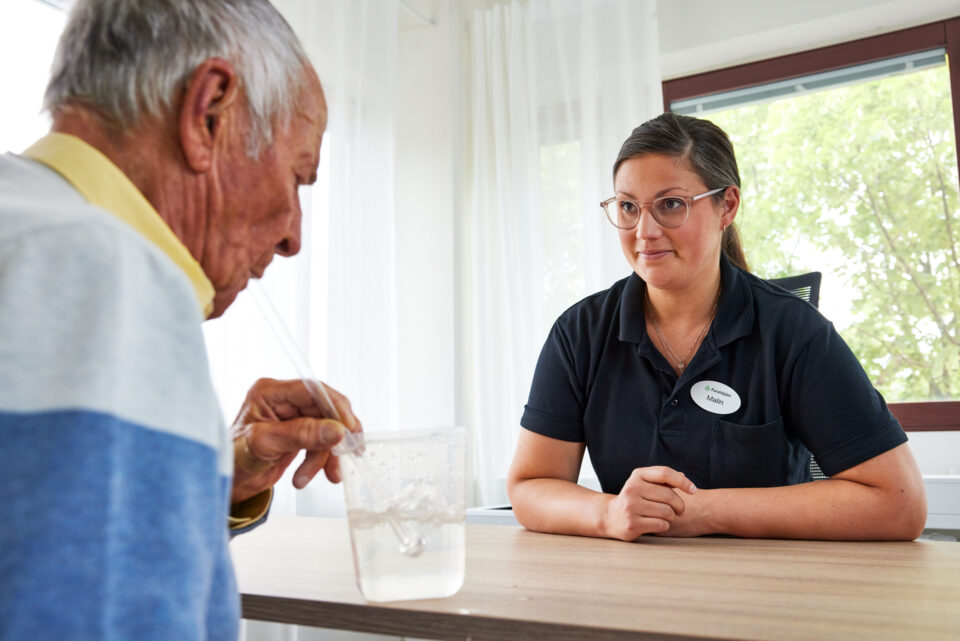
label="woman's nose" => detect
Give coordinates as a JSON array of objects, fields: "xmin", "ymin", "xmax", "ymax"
[{"xmin": 635, "ymin": 205, "xmax": 661, "ymax": 239}]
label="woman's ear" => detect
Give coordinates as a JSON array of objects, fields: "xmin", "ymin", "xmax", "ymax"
[
  {"xmin": 178, "ymin": 58, "xmax": 240, "ymax": 173},
  {"xmin": 720, "ymin": 185, "xmax": 740, "ymax": 229}
]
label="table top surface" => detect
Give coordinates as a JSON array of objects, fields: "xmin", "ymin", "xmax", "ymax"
[{"xmin": 230, "ymin": 516, "xmax": 960, "ymax": 641}]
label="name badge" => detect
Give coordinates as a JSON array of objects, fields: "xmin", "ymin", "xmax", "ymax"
[{"xmin": 691, "ymin": 380, "xmax": 741, "ymax": 415}]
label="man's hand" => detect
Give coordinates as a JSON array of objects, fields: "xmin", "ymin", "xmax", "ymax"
[
  {"xmin": 230, "ymin": 377, "xmax": 361, "ymax": 505},
  {"xmin": 601, "ymin": 466, "xmax": 698, "ymax": 541}
]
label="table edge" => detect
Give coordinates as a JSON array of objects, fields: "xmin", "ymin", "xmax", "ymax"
[{"xmin": 241, "ymin": 593, "xmax": 739, "ymax": 641}]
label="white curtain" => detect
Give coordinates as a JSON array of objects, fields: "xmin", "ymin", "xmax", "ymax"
[
  {"xmin": 463, "ymin": 0, "xmax": 662, "ymax": 504},
  {"xmin": 205, "ymin": 0, "xmax": 401, "ymax": 514},
  {"xmin": 202, "ymin": 1, "xmax": 401, "ymax": 640},
  {"xmin": 0, "ymin": 1, "xmax": 65, "ymax": 154}
]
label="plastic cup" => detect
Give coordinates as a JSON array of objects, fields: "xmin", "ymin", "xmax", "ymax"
[{"xmin": 342, "ymin": 426, "xmax": 466, "ymax": 602}]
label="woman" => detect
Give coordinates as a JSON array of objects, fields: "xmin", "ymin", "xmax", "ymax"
[{"xmin": 507, "ymin": 113, "xmax": 926, "ymax": 541}]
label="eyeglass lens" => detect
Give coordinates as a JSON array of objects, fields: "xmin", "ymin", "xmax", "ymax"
[{"xmin": 608, "ymin": 196, "xmax": 689, "ymax": 229}]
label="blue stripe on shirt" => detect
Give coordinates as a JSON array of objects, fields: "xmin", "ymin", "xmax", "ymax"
[{"xmin": 0, "ymin": 408, "xmax": 238, "ymax": 641}]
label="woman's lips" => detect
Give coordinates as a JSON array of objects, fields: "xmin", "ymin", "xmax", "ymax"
[{"xmin": 638, "ymin": 249, "xmax": 672, "ymax": 260}]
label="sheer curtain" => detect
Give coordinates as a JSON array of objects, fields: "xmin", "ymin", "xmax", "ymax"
[
  {"xmin": 0, "ymin": 1, "xmax": 65, "ymax": 154},
  {"xmin": 205, "ymin": 0, "xmax": 400, "ymax": 514},
  {"xmin": 462, "ymin": 0, "xmax": 662, "ymax": 504},
  {"xmin": 203, "ymin": 1, "xmax": 401, "ymax": 639}
]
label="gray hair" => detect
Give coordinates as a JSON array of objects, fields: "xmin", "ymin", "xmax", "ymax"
[{"xmin": 44, "ymin": 0, "xmax": 311, "ymax": 157}]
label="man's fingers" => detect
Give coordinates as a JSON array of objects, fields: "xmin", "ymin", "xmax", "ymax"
[
  {"xmin": 292, "ymin": 449, "xmax": 329, "ymax": 489},
  {"xmin": 323, "ymin": 455, "xmax": 342, "ymax": 484},
  {"xmin": 248, "ymin": 378, "xmax": 361, "ymax": 430},
  {"xmin": 231, "ymin": 381, "xmax": 361, "ymax": 503},
  {"xmin": 321, "ymin": 383, "xmax": 362, "ymax": 433},
  {"xmin": 636, "ymin": 466, "xmax": 697, "ymax": 494},
  {"xmin": 249, "ymin": 417, "xmax": 345, "ymax": 462},
  {"xmin": 302, "ymin": 379, "xmax": 341, "ymax": 421},
  {"xmin": 246, "ymin": 378, "xmax": 314, "ymax": 418},
  {"xmin": 234, "ymin": 434, "xmax": 277, "ymax": 474},
  {"xmin": 268, "ymin": 400, "xmax": 303, "ymax": 421}
]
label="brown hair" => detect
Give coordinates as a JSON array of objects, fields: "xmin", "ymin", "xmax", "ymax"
[{"xmin": 613, "ymin": 112, "xmax": 750, "ymax": 272}]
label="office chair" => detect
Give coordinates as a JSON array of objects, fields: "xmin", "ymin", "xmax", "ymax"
[
  {"xmin": 767, "ymin": 272, "xmax": 821, "ymax": 309},
  {"xmin": 767, "ymin": 271, "xmax": 827, "ymax": 480}
]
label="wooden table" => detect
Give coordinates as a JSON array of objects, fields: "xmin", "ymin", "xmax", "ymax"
[{"xmin": 230, "ymin": 516, "xmax": 960, "ymax": 641}]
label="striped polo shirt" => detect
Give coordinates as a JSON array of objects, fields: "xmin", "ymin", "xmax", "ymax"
[{"xmin": 0, "ymin": 133, "xmax": 242, "ymax": 640}]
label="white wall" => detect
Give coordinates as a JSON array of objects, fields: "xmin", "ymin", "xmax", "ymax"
[
  {"xmin": 393, "ymin": 0, "xmax": 960, "ymax": 478},
  {"xmin": 658, "ymin": 0, "xmax": 960, "ymax": 78},
  {"xmin": 393, "ymin": 0, "xmax": 498, "ymax": 440},
  {"xmin": 394, "ymin": 0, "xmax": 462, "ymax": 431}
]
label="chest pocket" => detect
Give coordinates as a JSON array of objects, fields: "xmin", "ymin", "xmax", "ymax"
[{"xmin": 709, "ymin": 416, "xmax": 790, "ymax": 488}]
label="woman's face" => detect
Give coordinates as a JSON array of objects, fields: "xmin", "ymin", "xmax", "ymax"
[{"xmin": 614, "ymin": 153, "xmax": 738, "ymax": 293}]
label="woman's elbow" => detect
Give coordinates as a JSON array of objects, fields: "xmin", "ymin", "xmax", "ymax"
[
  {"xmin": 506, "ymin": 470, "xmax": 536, "ymax": 519},
  {"xmin": 505, "ymin": 475, "xmax": 539, "ymax": 532},
  {"xmin": 884, "ymin": 482, "xmax": 927, "ymax": 541},
  {"xmin": 505, "ymin": 462, "xmax": 526, "ymax": 502},
  {"xmin": 901, "ymin": 488, "xmax": 927, "ymax": 541}
]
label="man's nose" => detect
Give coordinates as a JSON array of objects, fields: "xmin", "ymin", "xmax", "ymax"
[
  {"xmin": 275, "ymin": 206, "xmax": 302, "ymax": 257},
  {"xmin": 275, "ymin": 233, "xmax": 300, "ymax": 257}
]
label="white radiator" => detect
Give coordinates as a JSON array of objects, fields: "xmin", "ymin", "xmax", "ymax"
[{"xmin": 924, "ymin": 474, "xmax": 960, "ymax": 530}]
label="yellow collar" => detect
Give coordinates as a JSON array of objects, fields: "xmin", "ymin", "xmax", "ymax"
[{"xmin": 22, "ymin": 133, "xmax": 215, "ymax": 318}]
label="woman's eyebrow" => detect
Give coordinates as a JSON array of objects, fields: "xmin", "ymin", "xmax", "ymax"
[{"xmin": 616, "ymin": 186, "xmax": 690, "ymax": 199}]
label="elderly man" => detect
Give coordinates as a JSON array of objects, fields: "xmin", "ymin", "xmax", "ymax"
[{"xmin": 0, "ymin": 1, "xmax": 358, "ymax": 639}]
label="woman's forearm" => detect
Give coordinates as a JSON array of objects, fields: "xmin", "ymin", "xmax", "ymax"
[
  {"xmin": 510, "ymin": 466, "xmax": 698, "ymax": 540},
  {"xmin": 508, "ymin": 477, "xmax": 612, "ymax": 538},
  {"xmin": 694, "ymin": 478, "xmax": 926, "ymax": 540}
]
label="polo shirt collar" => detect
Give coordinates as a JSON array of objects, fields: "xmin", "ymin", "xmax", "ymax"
[
  {"xmin": 618, "ymin": 272, "xmax": 647, "ymax": 344},
  {"xmin": 617, "ymin": 253, "xmax": 755, "ymax": 347},
  {"xmin": 22, "ymin": 133, "xmax": 215, "ymax": 318},
  {"xmin": 712, "ymin": 253, "xmax": 755, "ymax": 348}
]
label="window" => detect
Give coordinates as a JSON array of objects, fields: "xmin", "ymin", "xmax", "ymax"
[
  {"xmin": 539, "ymin": 140, "xmax": 586, "ymax": 323},
  {"xmin": 664, "ymin": 18, "xmax": 960, "ymax": 429}
]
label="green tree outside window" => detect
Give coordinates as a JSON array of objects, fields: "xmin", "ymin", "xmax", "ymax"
[{"xmin": 708, "ymin": 63, "xmax": 959, "ymax": 401}]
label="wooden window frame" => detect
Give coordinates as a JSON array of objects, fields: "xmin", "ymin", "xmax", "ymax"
[{"xmin": 663, "ymin": 17, "xmax": 960, "ymax": 432}]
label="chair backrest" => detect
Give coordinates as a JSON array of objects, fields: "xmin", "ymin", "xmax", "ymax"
[
  {"xmin": 765, "ymin": 271, "xmax": 827, "ymax": 480},
  {"xmin": 767, "ymin": 272, "xmax": 822, "ymax": 308}
]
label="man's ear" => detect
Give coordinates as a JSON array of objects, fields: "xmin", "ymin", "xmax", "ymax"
[{"xmin": 179, "ymin": 58, "xmax": 240, "ymax": 173}]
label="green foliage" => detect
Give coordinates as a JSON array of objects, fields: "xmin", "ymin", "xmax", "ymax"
[{"xmin": 709, "ymin": 65, "xmax": 960, "ymax": 401}]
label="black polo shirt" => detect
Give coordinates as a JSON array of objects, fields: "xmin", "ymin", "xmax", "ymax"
[{"xmin": 521, "ymin": 255, "xmax": 907, "ymax": 492}]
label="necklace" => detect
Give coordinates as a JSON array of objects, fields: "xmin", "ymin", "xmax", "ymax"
[{"xmin": 647, "ymin": 288, "xmax": 720, "ymax": 372}]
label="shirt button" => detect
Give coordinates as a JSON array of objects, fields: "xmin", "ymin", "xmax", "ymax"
[{"xmin": 670, "ymin": 399, "xmax": 679, "ymax": 407}]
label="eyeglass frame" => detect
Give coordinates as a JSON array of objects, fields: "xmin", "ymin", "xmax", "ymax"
[{"xmin": 600, "ymin": 187, "xmax": 728, "ymax": 230}]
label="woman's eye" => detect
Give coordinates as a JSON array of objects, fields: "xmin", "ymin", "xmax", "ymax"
[
  {"xmin": 619, "ymin": 200, "xmax": 637, "ymax": 214},
  {"xmin": 660, "ymin": 197, "xmax": 685, "ymax": 211}
]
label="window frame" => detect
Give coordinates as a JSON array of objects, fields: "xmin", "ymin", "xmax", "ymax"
[{"xmin": 662, "ymin": 17, "xmax": 960, "ymax": 432}]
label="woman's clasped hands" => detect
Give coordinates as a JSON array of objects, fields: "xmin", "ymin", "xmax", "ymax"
[{"xmin": 601, "ymin": 466, "xmax": 702, "ymax": 540}]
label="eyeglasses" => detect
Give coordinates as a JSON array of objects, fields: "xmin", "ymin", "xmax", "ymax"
[{"xmin": 600, "ymin": 187, "xmax": 727, "ymax": 229}]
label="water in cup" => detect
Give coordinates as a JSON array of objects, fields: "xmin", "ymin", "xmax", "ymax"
[
  {"xmin": 342, "ymin": 427, "xmax": 466, "ymax": 602},
  {"xmin": 347, "ymin": 508, "xmax": 464, "ymax": 601}
]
